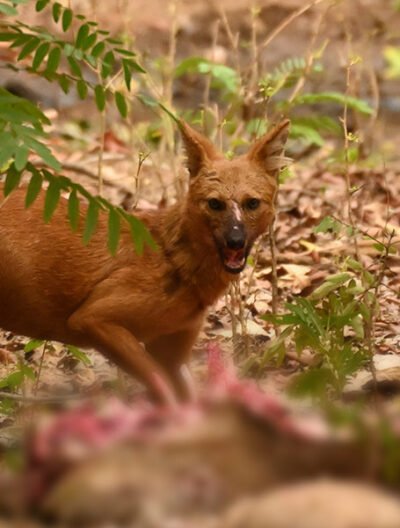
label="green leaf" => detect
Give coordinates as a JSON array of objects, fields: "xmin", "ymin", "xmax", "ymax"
[
  {"xmin": 67, "ymin": 56, "xmax": 82, "ymax": 77},
  {"xmin": 259, "ymin": 56, "xmax": 314, "ymax": 97},
  {"xmin": 128, "ymin": 60, "xmax": 144, "ymax": 73},
  {"xmin": 52, "ymin": 2, "xmax": 62, "ymax": 22},
  {"xmin": 0, "ymin": 2, "xmax": 18, "ymax": 15},
  {"xmin": 17, "ymin": 37, "xmax": 40, "ymax": 61},
  {"xmin": 136, "ymin": 92, "xmax": 158, "ymax": 108},
  {"xmin": 62, "ymin": 8, "xmax": 73, "ymax": 32},
  {"xmin": 114, "ymin": 91, "xmax": 128, "ymax": 118},
  {"xmin": 94, "ymin": 84, "xmax": 106, "ymax": 111},
  {"xmin": 175, "ymin": 56, "xmax": 206, "ymax": 77},
  {"xmin": 101, "ymin": 50, "xmax": 115, "ymax": 78},
  {"xmin": 67, "ymin": 190, "xmax": 80, "ymax": 231},
  {"xmin": 66, "ymin": 345, "xmax": 91, "ymax": 365},
  {"xmin": 81, "ymin": 31, "xmax": 97, "ymax": 51},
  {"xmin": 115, "ymin": 48, "xmax": 136, "ymax": 57},
  {"xmin": 14, "ymin": 146, "xmax": 29, "ymax": 171},
  {"xmin": 76, "ymin": 79, "xmax": 88, "ymax": 99},
  {"xmin": 0, "ymin": 370, "xmax": 24, "ymax": 390},
  {"xmin": 286, "ymin": 298, "xmax": 324, "ymax": 336},
  {"xmin": 76, "ymin": 23, "xmax": 90, "ymax": 48},
  {"xmin": 326, "ymin": 272, "xmax": 352, "ymax": 285},
  {"xmin": 46, "ymin": 45, "xmax": 61, "ymax": 74},
  {"xmin": 0, "ymin": 399, "xmax": 16, "ymax": 416},
  {"xmin": 289, "ymin": 91, "xmax": 374, "ymax": 116},
  {"xmin": 91, "ymin": 40, "xmax": 105, "ymax": 58},
  {"xmin": 175, "ymin": 57, "xmax": 238, "ymax": 93},
  {"xmin": 57, "ymin": 74, "xmax": 70, "ymax": 94},
  {"xmin": 141, "ymin": 222, "xmax": 158, "ymax": 251},
  {"xmin": 82, "ymin": 200, "xmax": 99, "ymax": 244},
  {"xmin": 10, "ymin": 34, "xmax": 32, "ymax": 49},
  {"xmin": 351, "ymin": 315, "xmax": 364, "ymax": 339},
  {"xmin": 308, "ymin": 273, "xmax": 351, "ymax": 301},
  {"xmin": 314, "ymin": 215, "xmax": 342, "ymax": 234},
  {"xmin": 43, "ymin": 179, "xmax": 61, "ymax": 222},
  {"xmin": 32, "ymin": 41, "xmax": 50, "ymax": 70},
  {"xmin": 261, "ymin": 327, "xmax": 293, "ymax": 367},
  {"xmin": 128, "ymin": 215, "xmax": 144, "ymax": 254},
  {"xmin": 63, "ymin": 43, "xmax": 74, "ymax": 57},
  {"xmin": 0, "ymin": 32, "xmax": 17, "ymax": 43},
  {"xmin": 122, "ymin": 58, "xmax": 132, "ymax": 90},
  {"xmin": 35, "ymin": 0, "xmax": 50, "ymax": 12},
  {"xmin": 290, "ymin": 123, "xmax": 324, "ymax": 146},
  {"xmin": 4, "ymin": 165, "xmax": 22, "ymax": 196},
  {"xmin": 24, "ymin": 339, "xmax": 45, "ymax": 352},
  {"xmin": 345, "ymin": 257, "xmax": 363, "ymax": 272},
  {"xmin": 25, "ymin": 169, "xmax": 43, "ymax": 207},
  {"xmin": 292, "ymin": 115, "xmax": 341, "ymax": 136},
  {"xmin": 0, "ymin": 131, "xmax": 16, "ymax": 157},
  {"xmin": 21, "ymin": 364, "xmax": 35, "ymax": 380},
  {"xmin": 107, "ymin": 207, "xmax": 120, "ymax": 255},
  {"xmin": 23, "ymin": 135, "xmax": 61, "ymax": 171},
  {"xmin": 246, "ymin": 118, "xmax": 267, "ymax": 137}
]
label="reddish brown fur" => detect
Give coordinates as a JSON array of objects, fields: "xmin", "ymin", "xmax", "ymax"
[{"xmin": 0, "ymin": 120, "xmax": 289, "ymax": 402}]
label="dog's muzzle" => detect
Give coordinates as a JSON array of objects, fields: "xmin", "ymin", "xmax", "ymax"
[{"xmin": 222, "ymin": 225, "xmax": 247, "ymax": 274}]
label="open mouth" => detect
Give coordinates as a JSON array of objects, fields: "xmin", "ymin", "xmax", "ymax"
[{"xmin": 222, "ymin": 248, "xmax": 247, "ymax": 274}]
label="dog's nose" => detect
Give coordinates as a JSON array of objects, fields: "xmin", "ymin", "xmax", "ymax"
[{"xmin": 226, "ymin": 226, "xmax": 246, "ymax": 249}]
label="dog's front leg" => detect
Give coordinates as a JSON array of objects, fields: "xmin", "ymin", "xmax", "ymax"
[
  {"xmin": 146, "ymin": 323, "xmax": 203, "ymax": 401},
  {"xmin": 68, "ymin": 312, "xmax": 177, "ymax": 405}
]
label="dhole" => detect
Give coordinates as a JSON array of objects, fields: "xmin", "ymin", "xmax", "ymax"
[{"xmin": 0, "ymin": 119, "xmax": 289, "ymax": 403}]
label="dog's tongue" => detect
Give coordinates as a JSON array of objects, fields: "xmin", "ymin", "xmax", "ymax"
[{"xmin": 224, "ymin": 249, "xmax": 245, "ymax": 269}]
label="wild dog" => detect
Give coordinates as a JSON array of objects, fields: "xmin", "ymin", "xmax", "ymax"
[{"xmin": 0, "ymin": 119, "xmax": 290, "ymax": 403}]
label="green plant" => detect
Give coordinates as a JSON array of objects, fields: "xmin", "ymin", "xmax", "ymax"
[
  {"xmin": 173, "ymin": 49, "xmax": 373, "ymax": 151},
  {"xmin": 262, "ymin": 269, "xmax": 370, "ymax": 399},
  {"xmin": 0, "ymin": 0, "xmax": 154, "ymax": 255},
  {"xmin": 261, "ymin": 215, "xmax": 396, "ymax": 401},
  {"xmin": 0, "ymin": 0, "xmax": 143, "ymax": 113},
  {"xmin": 0, "ymin": 338, "xmax": 91, "ymax": 405}
]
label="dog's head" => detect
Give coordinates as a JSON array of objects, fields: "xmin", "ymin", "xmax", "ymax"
[{"xmin": 180, "ymin": 119, "xmax": 290, "ymax": 274}]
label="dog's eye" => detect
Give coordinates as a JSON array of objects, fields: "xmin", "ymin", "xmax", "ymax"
[
  {"xmin": 208, "ymin": 198, "xmax": 225, "ymax": 211},
  {"xmin": 245, "ymin": 198, "xmax": 261, "ymax": 210}
]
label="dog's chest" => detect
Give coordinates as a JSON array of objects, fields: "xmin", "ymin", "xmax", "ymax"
[{"xmin": 123, "ymin": 282, "xmax": 205, "ymax": 341}]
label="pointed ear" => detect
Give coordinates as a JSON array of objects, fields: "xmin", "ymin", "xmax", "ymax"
[
  {"xmin": 178, "ymin": 120, "xmax": 221, "ymax": 177},
  {"xmin": 247, "ymin": 119, "xmax": 291, "ymax": 177}
]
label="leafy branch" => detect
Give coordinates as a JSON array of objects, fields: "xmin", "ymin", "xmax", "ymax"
[
  {"xmin": 0, "ymin": 0, "xmax": 145, "ymax": 116},
  {"xmin": 3, "ymin": 160, "xmax": 156, "ymax": 255},
  {"xmin": 0, "ymin": 1, "xmax": 156, "ymax": 255}
]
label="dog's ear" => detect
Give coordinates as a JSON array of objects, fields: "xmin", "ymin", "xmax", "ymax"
[
  {"xmin": 179, "ymin": 121, "xmax": 221, "ymax": 177},
  {"xmin": 247, "ymin": 119, "xmax": 291, "ymax": 177}
]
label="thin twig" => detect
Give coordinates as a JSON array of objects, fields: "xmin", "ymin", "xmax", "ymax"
[
  {"xmin": 288, "ymin": 2, "xmax": 330, "ymax": 103},
  {"xmin": 268, "ymin": 218, "xmax": 279, "ymax": 334},
  {"xmin": 203, "ymin": 20, "xmax": 220, "ymax": 126},
  {"xmin": 260, "ymin": 0, "xmax": 328, "ymax": 51},
  {"xmin": 233, "ymin": 280, "xmax": 249, "ymax": 356},
  {"xmin": 340, "ymin": 30, "xmax": 360, "ymax": 261},
  {"xmin": 132, "ymin": 151, "xmax": 150, "ymax": 208},
  {"xmin": 33, "ymin": 341, "xmax": 47, "ymax": 396},
  {"xmin": 97, "ymin": 108, "xmax": 106, "ymax": 196}
]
